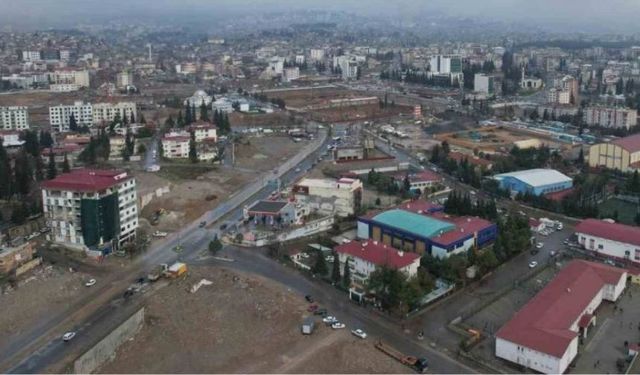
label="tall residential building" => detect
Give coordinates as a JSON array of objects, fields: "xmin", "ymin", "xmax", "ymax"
[
  {"xmin": 49, "ymin": 101, "xmax": 93, "ymax": 132},
  {"xmin": 116, "ymin": 70, "xmax": 133, "ymax": 89},
  {"xmin": 92, "ymin": 102, "xmax": 137, "ymax": 126},
  {"xmin": 473, "ymin": 73, "xmax": 494, "ymax": 94},
  {"xmin": 429, "ymin": 55, "xmax": 463, "ymax": 84},
  {"xmin": 0, "ymin": 106, "xmax": 30, "ymax": 130},
  {"xmin": 583, "ymin": 106, "xmax": 638, "ymax": 129},
  {"xmin": 41, "ymin": 169, "xmax": 138, "ymax": 251},
  {"xmin": 21, "ymin": 50, "xmax": 42, "ymax": 62},
  {"xmin": 49, "ymin": 69, "xmax": 90, "ymax": 89},
  {"xmin": 310, "ymin": 49, "xmax": 325, "ymax": 61}
]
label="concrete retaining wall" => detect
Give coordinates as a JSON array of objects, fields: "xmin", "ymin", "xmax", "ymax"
[{"xmin": 73, "ymin": 308, "xmax": 145, "ymax": 374}]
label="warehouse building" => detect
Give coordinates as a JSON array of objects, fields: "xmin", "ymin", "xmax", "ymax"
[
  {"xmin": 41, "ymin": 169, "xmax": 138, "ymax": 252},
  {"xmin": 575, "ymin": 218, "xmax": 640, "ymax": 264},
  {"xmin": 357, "ymin": 203, "xmax": 496, "ymax": 258},
  {"xmin": 496, "ymin": 260, "xmax": 627, "ymax": 374},
  {"xmin": 588, "ymin": 133, "xmax": 640, "ymax": 172},
  {"xmin": 493, "ymin": 168, "xmax": 573, "ymax": 196}
]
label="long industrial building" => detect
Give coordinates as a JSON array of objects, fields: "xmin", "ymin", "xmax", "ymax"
[
  {"xmin": 575, "ymin": 218, "xmax": 640, "ymax": 264},
  {"xmin": 493, "ymin": 168, "xmax": 573, "ymax": 196},
  {"xmin": 496, "ymin": 260, "xmax": 627, "ymax": 374},
  {"xmin": 357, "ymin": 201, "xmax": 496, "ymax": 258},
  {"xmin": 588, "ymin": 133, "xmax": 640, "ymax": 172}
]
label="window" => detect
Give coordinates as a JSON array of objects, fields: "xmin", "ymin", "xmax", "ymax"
[{"xmin": 635, "ymin": 249, "xmax": 640, "ymax": 261}]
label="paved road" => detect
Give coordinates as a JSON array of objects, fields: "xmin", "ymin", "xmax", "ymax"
[{"xmin": 2, "ymin": 128, "xmax": 330, "ymax": 373}]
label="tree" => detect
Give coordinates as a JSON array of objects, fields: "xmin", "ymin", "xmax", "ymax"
[
  {"xmin": 39, "ymin": 130, "xmax": 53, "ymax": 148},
  {"xmin": 11, "ymin": 203, "xmax": 29, "ymax": 224},
  {"xmin": 137, "ymin": 143, "xmax": 146, "ymax": 155},
  {"xmin": 188, "ymin": 130, "xmax": 198, "ymax": 163},
  {"xmin": 23, "ymin": 130, "xmax": 40, "ymax": 158},
  {"xmin": 62, "ymin": 153, "xmax": 70, "ymax": 173},
  {"xmin": 331, "ymin": 251, "xmax": 341, "ymax": 284},
  {"xmin": 375, "ymin": 197, "xmax": 381, "ymax": 206},
  {"xmin": 200, "ymin": 102, "xmax": 209, "ymax": 122},
  {"xmin": 627, "ymin": 170, "xmax": 640, "ymax": 194},
  {"xmin": 47, "ymin": 149, "xmax": 57, "ymax": 179},
  {"xmin": 312, "ymin": 250, "xmax": 328, "ymax": 275},
  {"xmin": 475, "ymin": 249, "xmax": 499, "ymax": 274},
  {"xmin": 577, "ymin": 148, "xmax": 585, "ymax": 166},
  {"xmin": 208, "ymin": 236, "xmax": 223, "ymax": 254},
  {"xmin": 342, "ymin": 257, "xmax": 351, "ymax": 288},
  {"xmin": 69, "ymin": 114, "xmax": 78, "ymax": 132},
  {"xmin": 140, "ymin": 113, "xmax": 147, "ymax": 124},
  {"xmin": 0, "ymin": 142, "xmax": 13, "ymax": 199},
  {"xmin": 13, "ymin": 150, "xmax": 32, "ymax": 197},
  {"xmin": 441, "ymin": 140, "xmax": 450, "ymax": 155},
  {"xmin": 130, "ymin": 112, "xmax": 136, "ymax": 124},
  {"xmin": 177, "ymin": 110, "xmax": 185, "ymax": 128}
]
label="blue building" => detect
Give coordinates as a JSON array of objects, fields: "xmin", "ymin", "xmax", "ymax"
[
  {"xmin": 357, "ymin": 204, "xmax": 497, "ymax": 259},
  {"xmin": 493, "ymin": 168, "xmax": 573, "ymax": 196}
]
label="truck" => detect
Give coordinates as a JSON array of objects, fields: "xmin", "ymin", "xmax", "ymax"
[
  {"xmin": 374, "ymin": 340, "xmax": 428, "ymax": 373},
  {"xmin": 165, "ymin": 262, "xmax": 187, "ymax": 278},
  {"xmin": 301, "ymin": 317, "xmax": 315, "ymax": 335}
]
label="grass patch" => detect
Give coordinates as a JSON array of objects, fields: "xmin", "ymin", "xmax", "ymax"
[
  {"xmin": 157, "ymin": 163, "xmax": 217, "ymax": 181},
  {"xmin": 598, "ymin": 198, "xmax": 640, "ymax": 225}
]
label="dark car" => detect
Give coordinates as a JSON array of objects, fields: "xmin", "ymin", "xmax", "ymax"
[
  {"xmin": 305, "ymin": 295, "xmax": 314, "ymax": 303},
  {"xmin": 199, "ymin": 221, "xmax": 207, "ymax": 228},
  {"xmin": 314, "ymin": 308, "xmax": 328, "ymax": 316},
  {"xmin": 220, "ymin": 223, "xmax": 228, "ymax": 231}
]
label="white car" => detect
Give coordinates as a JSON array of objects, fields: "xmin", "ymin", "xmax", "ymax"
[
  {"xmin": 536, "ymin": 242, "xmax": 544, "ymax": 249},
  {"xmin": 62, "ymin": 332, "xmax": 76, "ymax": 342},
  {"xmin": 528, "ymin": 261, "xmax": 538, "ymax": 269},
  {"xmin": 323, "ymin": 316, "xmax": 338, "ymax": 324},
  {"xmin": 332, "ymin": 322, "xmax": 346, "ymax": 329},
  {"xmin": 351, "ymin": 329, "xmax": 367, "ymax": 339},
  {"xmin": 85, "ymin": 279, "xmax": 97, "ymax": 287},
  {"xmin": 153, "ymin": 231, "xmax": 168, "ymax": 238}
]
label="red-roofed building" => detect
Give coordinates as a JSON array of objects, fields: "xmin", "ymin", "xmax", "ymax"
[
  {"xmin": 575, "ymin": 219, "xmax": 640, "ymax": 264},
  {"xmin": 588, "ymin": 133, "xmax": 640, "ymax": 172},
  {"xmin": 41, "ymin": 169, "xmax": 138, "ymax": 252},
  {"xmin": 335, "ymin": 240, "xmax": 421, "ymax": 286},
  {"xmin": 448, "ymin": 152, "xmax": 493, "ymax": 171},
  {"xmin": 189, "ymin": 121, "xmax": 217, "ymax": 142},
  {"xmin": 392, "ymin": 170, "xmax": 443, "ymax": 192},
  {"xmin": 496, "ymin": 260, "xmax": 627, "ymax": 374}
]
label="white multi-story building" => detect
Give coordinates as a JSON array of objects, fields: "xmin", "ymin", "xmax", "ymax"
[
  {"xmin": 474, "ymin": 73, "xmax": 494, "ymax": 94},
  {"xmin": 189, "ymin": 122, "xmax": 217, "ymax": 142},
  {"xmin": 212, "ymin": 97, "xmax": 234, "ymax": 113},
  {"xmin": 583, "ymin": 106, "xmax": 637, "ymax": 129},
  {"xmin": 283, "ymin": 67, "xmax": 300, "ymax": 82},
  {"xmin": 0, "ymin": 130, "xmax": 25, "ymax": 147},
  {"xmin": 575, "ymin": 219, "xmax": 640, "ymax": 263},
  {"xmin": 22, "ymin": 50, "xmax": 42, "ymax": 62},
  {"xmin": 116, "ymin": 70, "xmax": 133, "ymax": 89},
  {"xmin": 162, "ymin": 133, "xmax": 190, "ymax": 159},
  {"xmin": 92, "ymin": 102, "xmax": 137, "ymax": 126},
  {"xmin": 334, "ymin": 240, "xmax": 421, "ymax": 286},
  {"xmin": 292, "ymin": 177, "xmax": 363, "ymax": 217},
  {"xmin": 496, "ymin": 260, "xmax": 626, "ymax": 374},
  {"xmin": 310, "ymin": 49, "xmax": 325, "ymax": 61},
  {"xmin": 49, "ymin": 101, "xmax": 93, "ymax": 132},
  {"xmin": 50, "ymin": 84, "xmax": 81, "ymax": 92},
  {"xmin": 0, "ymin": 106, "xmax": 30, "ymax": 130},
  {"xmin": 41, "ymin": 169, "xmax": 138, "ymax": 251},
  {"xmin": 50, "ymin": 69, "xmax": 90, "ymax": 88}
]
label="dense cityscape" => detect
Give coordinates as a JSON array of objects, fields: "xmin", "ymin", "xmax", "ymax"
[{"xmin": 1, "ymin": 1, "xmax": 640, "ymax": 374}]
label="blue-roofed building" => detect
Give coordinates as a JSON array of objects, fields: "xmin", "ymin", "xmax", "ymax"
[
  {"xmin": 357, "ymin": 204, "xmax": 497, "ymax": 259},
  {"xmin": 493, "ymin": 168, "xmax": 573, "ymax": 196}
]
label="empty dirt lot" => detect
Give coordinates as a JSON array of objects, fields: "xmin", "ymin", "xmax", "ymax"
[{"xmin": 99, "ymin": 265, "xmax": 409, "ymax": 374}]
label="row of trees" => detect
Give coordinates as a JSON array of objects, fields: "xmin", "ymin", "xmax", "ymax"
[
  {"xmin": 443, "ymin": 190, "xmax": 499, "ymax": 220},
  {"xmin": 78, "ymin": 131, "xmax": 111, "ymax": 165},
  {"xmin": 380, "ymin": 69, "xmax": 459, "ymax": 88}
]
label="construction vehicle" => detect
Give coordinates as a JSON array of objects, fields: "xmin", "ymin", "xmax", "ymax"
[{"xmin": 374, "ymin": 340, "xmax": 428, "ymax": 373}]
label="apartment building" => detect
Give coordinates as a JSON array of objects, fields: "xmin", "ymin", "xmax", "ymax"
[
  {"xmin": 0, "ymin": 106, "xmax": 30, "ymax": 130},
  {"xmin": 50, "ymin": 69, "xmax": 90, "ymax": 88},
  {"xmin": 41, "ymin": 169, "xmax": 138, "ymax": 252},
  {"xmin": 49, "ymin": 101, "xmax": 93, "ymax": 132},
  {"xmin": 583, "ymin": 106, "xmax": 638, "ymax": 129},
  {"xmin": 92, "ymin": 102, "xmax": 137, "ymax": 126},
  {"xmin": 292, "ymin": 177, "xmax": 363, "ymax": 217}
]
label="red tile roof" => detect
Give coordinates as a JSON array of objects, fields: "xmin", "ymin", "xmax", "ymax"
[
  {"xmin": 428, "ymin": 212, "xmax": 494, "ymax": 246},
  {"xmin": 41, "ymin": 169, "xmax": 131, "ymax": 192},
  {"xmin": 448, "ymin": 152, "xmax": 493, "ymax": 167},
  {"xmin": 393, "ymin": 170, "xmax": 442, "ymax": 183},
  {"xmin": 396, "ymin": 200, "xmax": 444, "ymax": 214},
  {"xmin": 544, "ymin": 187, "xmax": 574, "ymax": 201},
  {"xmin": 575, "ymin": 218, "xmax": 640, "ymax": 247},
  {"xmin": 496, "ymin": 260, "xmax": 626, "ymax": 358},
  {"xmin": 612, "ymin": 134, "xmax": 640, "ymax": 153},
  {"xmin": 335, "ymin": 240, "xmax": 420, "ymax": 270}
]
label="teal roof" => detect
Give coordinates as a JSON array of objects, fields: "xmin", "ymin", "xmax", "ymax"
[{"xmin": 372, "ymin": 209, "xmax": 455, "ymax": 238}]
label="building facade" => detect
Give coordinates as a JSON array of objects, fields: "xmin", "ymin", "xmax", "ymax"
[
  {"xmin": 474, "ymin": 73, "xmax": 494, "ymax": 94},
  {"xmin": 493, "ymin": 169, "xmax": 573, "ymax": 196},
  {"xmin": 41, "ymin": 169, "xmax": 138, "ymax": 252},
  {"xmin": 0, "ymin": 106, "xmax": 30, "ymax": 130},
  {"xmin": 49, "ymin": 101, "xmax": 93, "ymax": 132},
  {"xmin": 292, "ymin": 177, "xmax": 363, "ymax": 217},
  {"xmin": 575, "ymin": 219, "xmax": 640, "ymax": 264},
  {"xmin": 583, "ymin": 106, "xmax": 637, "ymax": 129},
  {"xmin": 92, "ymin": 102, "xmax": 137, "ymax": 126},
  {"xmin": 588, "ymin": 133, "xmax": 640, "ymax": 172}
]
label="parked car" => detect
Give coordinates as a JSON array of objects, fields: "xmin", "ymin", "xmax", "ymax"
[
  {"xmin": 322, "ymin": 316, "xmax": 338, "ymax": 324},
  {"xmin": 331, "ymin": 322, "xmax": 346, "ymax": 329},
  {"xmin": 528, "ymin": 261, "xmax": 538, "ymax": 269},
  {"xmin": 536, "ymin": 242, "xmax": 544, "ymax": 249},
  {"xmin": 305, "ymin": 295, "xmax": 314, "ymax": 303},
  {"xmin": 199, "ymin": 221, "xmax": 207, "ymax": 228},
  {"xmin": 550, "ymin": 250, "xmax": 557, "ymax": 257},
  {"xmin": 153, "ymin": 231, "xmax": 168, "ymax": 238},
  {"xmin": 313, "ymin": 308, "xmax": 328, "ymax": 316},
  {"xmin": 351, "ymin": 329, "xmax": 367, "ymax": 339},
  {"xmin": 307, "ymin": 304, "xmax": 319, "ymax": 312},
  {"xmin": 85, "ymin": 279, "xmax": 96, "ymax": 287},
  {"xmin": 62, "ymin": 332, "xmax": 76, "ymax": 342}
]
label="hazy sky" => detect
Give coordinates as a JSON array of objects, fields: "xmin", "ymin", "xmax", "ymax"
[{"xmin": 0, "ymin": 0, "xmax": 638, "ymax": 33}]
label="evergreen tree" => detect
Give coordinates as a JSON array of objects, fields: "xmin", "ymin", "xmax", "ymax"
[
  {"xmin": 34, "ymin": 155, "xmax": 44, "ymax": 181},
  {"xmin": 342, "ymin": 258, "xmax": 351, "ymax": 288},
  {"xmin": 140, "ymin": 113, "xmax": 146, "ymax": 124},
  {"xmin": 11, "ymin": 203, "xmax": 29, "ymax": 224},
  {"xmin": 312, "ymin": 250, "xmax": 328, "ymax": 275},
  {"xmin": 184, "ymin": 104, "xmax": 192, "ymax": 125},
  {"xmin": 331, "ymin": 251, "xmax": 341, "ymax": 284},
  {"xmin": 39, "ymin": 130, "xmax": 54, "ymax": 148},
  {"xmin": 13, "ymin": 150, "xmax": 32, "ymax": 196},
  {"xmin": 177, "ymin": 110, "xmax": 185, "ymax": 128},
  {"xmin": 23, "ymin": 130, "xmax": 40, "ymax": 158},
  {"xmin": 165, "ymin": 115, "xmax": 175, "ymax": 128},
  {"xmin": 191, "ymin": 104, "xmax": 197, "ymax": 123},
  {"xmin": 0, "ymin": 142, "xmax": 12, "ymax": 199},
  {"xmin": 69, "ymin": 114, "xmax": 78, "ymax": 132},
  {"xmin": 200, "ymin": 102, "xmax": 209, "ymax": 122},
  {"xmin": 47, "ymin": 149, "xmax": 57, "ymax": 179},
  {"xmin": 188, "ymin": 130, "xmax": 198, "ymax": 163},
  {"xmin": 130, "ymin": 112, "xmax": 136, "ymax": 124},
  {"xmin": 62, "ymin": 153, "xmax": 70, "ymax": 173}
]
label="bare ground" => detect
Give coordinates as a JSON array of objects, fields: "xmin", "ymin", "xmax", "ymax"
[{"xmin": 98, "ymin": 266, "xmax": 409, "ymax": 374}]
